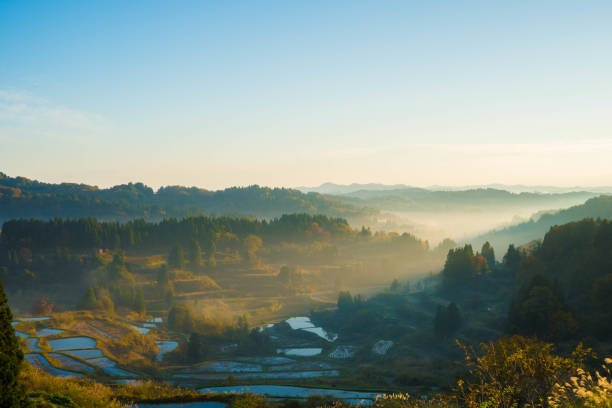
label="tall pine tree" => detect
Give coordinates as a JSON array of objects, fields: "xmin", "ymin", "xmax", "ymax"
[{"xmin": 0, "ymin": 280, "xmax": 30, "ymax": 407}]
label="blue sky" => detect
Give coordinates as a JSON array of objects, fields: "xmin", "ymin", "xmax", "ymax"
[{"xmin": 1, "ymin": 1, "xmax": 611, "ymax": 189}]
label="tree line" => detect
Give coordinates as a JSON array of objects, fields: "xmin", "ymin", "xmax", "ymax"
[{"xmin": 0, "ymin": 213, "xmax": 352, "ymax": 252}]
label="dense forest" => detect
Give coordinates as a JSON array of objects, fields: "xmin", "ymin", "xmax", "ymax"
[
  {"xmin": 0, "ymin": 172, "xmax": 374, "ymax": 224},
  {"xmin": 440, "ymin": 217, "xmax": 612, "ymax": 343}
]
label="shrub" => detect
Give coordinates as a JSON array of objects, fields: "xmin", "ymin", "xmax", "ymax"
[{"xmin": 456, "ymin": 335, "xmax": 592, "ymax": 408}]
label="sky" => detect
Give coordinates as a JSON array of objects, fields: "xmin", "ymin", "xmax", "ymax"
[{"xmin": 1, "ymin": 0, "xmax": 612, "ymax": 190}]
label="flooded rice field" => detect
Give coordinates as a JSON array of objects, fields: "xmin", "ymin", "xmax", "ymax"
[
  {"xmin": 25, "ymin": 353, "xmax": 83, "ymax": 378},
  {"xmin": 198, "ymin": 385, "xmax": 379, "ymax": 404},
  {"xmin": 67, "ymin": 348, "xmax": 104, "ymax": 359},
  {"xmin": 36, "ymin": 328, "xmax": 65, "ymax": 337},
  {"xmin": 89, "ymin": 356, "xmax": 138, "ymax": 377},
  {"xmin": 26, "ymin": 338, "xmax": 42, "ymax": 351},
  {"xmin": 236, "ymin": 356, "xmax": 295, "ymax": 365},
  {"xmin": 132, "ymin": 403, "xmax": 226, "ymax": 408},
  {"xmin": 16, "ymin": 314, "xmax": 385, "ymax": 402},
  {"xmin": 283, "ymin": 317, "xmax": 337, "ymax": 342},
  {"xmin": 49, "ymin": 353, "xmax": 95, "ymax": 373},
  {"xmin": 276, "ymin": 348, "xmax": 322, "ymax": 356},
  {"xmin": 156, "ymin": 340, "xmax": 179, "ymax": 361},
  {"xmin": 131, "ymin": 324, "xmax": 150, "ymax": 334},
  {"xmin": 48, "ymin": 336, "xmax": 97, "ymax": 351}
]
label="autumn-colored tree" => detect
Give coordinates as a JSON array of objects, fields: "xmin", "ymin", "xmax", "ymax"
[
  {"xmin": 481, "ymin": 241, "xmax": 495, "ymax": 267},
  {"xmin": 457, "ymin": 336, "xmax": 591, "ymax": 408},
  {"xmin": 30, "ymin": 296, "xmax": 53, "ymax": 315}
]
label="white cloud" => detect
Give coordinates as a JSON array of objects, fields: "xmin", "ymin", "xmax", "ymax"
[{"xmin": 0, "ymin": 89, "xmax": 110, "ymax": 142}]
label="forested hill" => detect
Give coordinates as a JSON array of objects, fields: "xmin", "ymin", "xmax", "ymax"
[
  {"xmin": 470, "ymin": 195, "xmax": 612, "ymax": 253},
  {"xmin": 0, "ymin": 213, "xmax": 353, "ymax": 251},
  {"xmin": 0, "ymin": 172, "xmax": 375, "ymax": 223},
  {"xmin": 328, "ymin": 187, "xmax": 597, "ymax": 212}
]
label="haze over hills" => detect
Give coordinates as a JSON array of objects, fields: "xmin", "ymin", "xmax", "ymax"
[
  {"xmin": 0, "ymin": 172, "xmax": 376, "ymax": 225},
  {"xmin": 298, "ymin": 182, "xmax": 612, "ymax": 195},
  {"xmin": 2, "ymin": 172, "xmax": 605, "ymax": 246},
  {"xmin": 469, "ymin": 194, "xmax": 612, "ymax": 254}
]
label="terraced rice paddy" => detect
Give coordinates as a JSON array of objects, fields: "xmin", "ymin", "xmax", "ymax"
[
  {"xmin": 133, "ymin": 403, "xmax": 226, "ymax": 408},
  {"xmin": 67, "ymin": 348, "xmax": 104, "ymax": 359},
  {"xmin": 276, "ymin": 348, "xmax": 323, "ymax": 356},
  {"xmin": 198, "ymin": 385, "xmax": 379, "ymax": 404},
  {"xmin": 25, "ymin": 353, "xmax": 83, "ymax": 378},
  {"xmin": 88, "ymin": 356, "xmax": 138, "ymax": 377},
  {"xmin": 284, "ymin": 317, "xmax": 337, "ymax": 342},
  {"xmin": 27, "ymin": 338, "xmax": 42, "ymax": 351},
  {"xmin": 156, "ymin": 340, "xmax": 179, "ymax": 361},
  {"xmin": 36, "ymin": 328, "xmax": 65, "ymax": 337},
  {"xmin": 48, "ymin": 337, "xmax": 97, "ymax": 351},
  {"xmin": 131, "ymin": 324, "xmax": 150, "ymax": 334},
  {"xmin": 49, "ymin": 353, "xmax": 95, "ymax": 373}
]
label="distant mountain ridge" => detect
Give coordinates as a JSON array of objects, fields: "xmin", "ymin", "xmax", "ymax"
[
  {"xmin": 296, "ymin": 182, "xmax": 418, "ymax": 195},
  {"xmin": 327, "ymin": 188, "xmax": 597, "ymax": 214},
  {"xmin": 298, "ymin": 182, "xmax": 612, "ymax": 195}
]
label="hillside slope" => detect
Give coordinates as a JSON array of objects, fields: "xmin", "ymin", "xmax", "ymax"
[
  {"xmin": 0, "ymin": 172, "xmax": 375, "ymax": 224},
  {"xmin": 469, "ymin": 195, "xmax": 612, "ymax": 253}
]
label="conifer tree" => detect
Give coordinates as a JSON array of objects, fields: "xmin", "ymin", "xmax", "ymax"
[
  {"xmin": 189, "ymin": 240, "xmax": 202, "ymax": 269},
  {"xmin": 168, "ymin": 245, "xmax": 185, "ymax": 269},
  {"xmin": 481, "ymin": 241, "xmax": 495, "ymax": 268},
  {"xmin": 80, "ymin": 286, "xmax": 98, "ymax": 310},
  {"xmin": 0, "ymin": 280, "xmax": 30, "ymax": 407},
  {"xmin": 135, "ymin": 288, "xmax": 146, "ymax": 316}
]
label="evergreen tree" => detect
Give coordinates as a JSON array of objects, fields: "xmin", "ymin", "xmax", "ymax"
[
  {"xmin": 434, "ymin": 302, "xmax": 462, "ymax": 339},
  {"xmin": 481, "ymin": 241, "xmax": 495, "ymax": 268},
  {"xmin": 0, "ymin": 280, "xmax": 30, "ymax": 407},
  {"xmin": 206, "ymin": 239, "xmax": 217, "ymax": 268},
  {"xmin": 187, "ymin": 332, "xmax": 204, "ymax": 362},
  {"xmin": 503, "ymin": 244, "xmax": 523, "ymax": 273},
  {"xmin": 337, "ymin": 291, "xmax": 354, "ymax": 313},
  {"xmin": 157, "ymin": 265, "xmax": 170, "ymax": 286},
  {"xmin": 80, "ymin": 286, "xmax": 98, "ymax": 309},
  {"xmin": 442, "ymin": 245, "xmax": 476, "ymax": 285},
  {"xmin": 168, "ymin": 245, "xmax": 185, "ymax": 269},
  {"xmin": 189, "ymin": 240, "xmax": 202, "ymax": 269},
  {"xmin": 134, "ymin": 288, "xmax": 146, "ymax": 316}
]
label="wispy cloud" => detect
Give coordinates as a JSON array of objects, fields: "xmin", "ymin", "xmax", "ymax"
[{"xmin": 0, "ymin": 89, "xmax": 110, "ymax": 142}]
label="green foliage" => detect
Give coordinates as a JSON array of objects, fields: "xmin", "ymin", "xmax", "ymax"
[
  {"xmin": 591, "ymin": 273, "xmax": 612, "ymax": 338},
  {"xmin": 187, "ymin": 332, "xmax": 208, "ymax": 362},
  {"xmin": 442, "ymin": 244, "xmax": 486, "ymax": 285},
  {"xmin": 189, "ymin": 240, "xmax": 202, "ymax": 269},
  {"xmin": 434, "ymin": 302, "xmax": 462, "ymax": 339},
  {"xmin": 337, "ymin": 291, "xmax": 354, "ymax": 312},
  {"xmin": 456, "ymin": 335, "xmax": 591, "ymax": 408},
  {"xmin": 503, "ymin": 244, "xmax": 523, "ymax": 273},
  {"xmin": 168, "ymin": 245, "xmax": 185, "ymax": 269},
  {"xmin": 167, "ymin": 303, "xmax": 194, "ymax": 333},
  {"xmin": 79, "ymin": 286, "xmax": 98, "ymax": 310},
  {"xmin": 134, "ymin": 288, "xmax": 146, "ymax": 316},
  {"xmin": 0, "ymin": 172, "xmax": 372, "ymax": 223},
  {"xmin": 481, "ymin": 241, "xmax": 495, "ymax": 267},
  {"xmin": 0, "ymin": 280, "xmax": 31, "ymax": 407},
  {"xmin": 508, "ymin": 275, "xmax": 578, "ymax": 341},
  {"xmin": 277, "ymin": 265, "xmax": 303, "ymax": 292},
  {"xmin": 1, "ymin": 213, "xmax": 352, "ymax": 254},
  {"xmin": 505, "ymin": 219, "xmax": 612, "ymax": 341}
]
